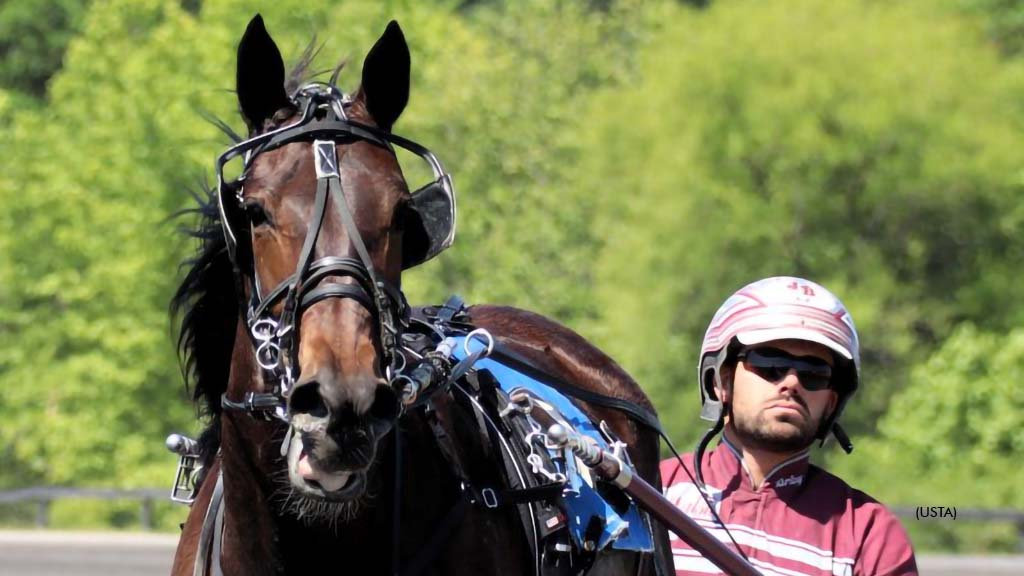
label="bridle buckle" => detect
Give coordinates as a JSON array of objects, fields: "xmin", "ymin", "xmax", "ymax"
[
  {"xmin": 314, "ymin": 140, "xmax": 339, "ymax": 179},
  {"xmin": 480, "ymin": 487, "xmax": 499, "ymax": 509}
]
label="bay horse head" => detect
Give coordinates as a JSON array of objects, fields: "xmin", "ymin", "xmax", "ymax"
[{"xmin": 216, "ymin": 15, "xmax": 454, "ymax": 516}]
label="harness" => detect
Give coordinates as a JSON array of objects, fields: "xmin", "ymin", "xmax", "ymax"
[
  {"xmin": 213, "ymin": 83, "xmax": 456, "ymax": 417},
  {"xmin": 171, "ymin": 299, "xmax": 664, "ymax": 575},
  {"xmin": 169, "ymin": 82, "xmax": 665, "ymax": 575}
]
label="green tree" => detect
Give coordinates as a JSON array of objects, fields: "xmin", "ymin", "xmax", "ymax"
[
  {"xmin": 0, "ymin": 0, "xmax": 651, "ymax": 521},
  {"xmin": 956, "ymin": 0, "xmax": 1024, "ymax": 56},
  {"xmin": 400, "ymin": 0, "xmax": 654, "ymax": 321},
  {"xmin": 833, "ymin": 325, "xmax": 1024, "ymax": 551},
  {"xmin": 0, "ymin": 0, "xmax": 91, "ymax": 98},
  {"xmin": 571, "ymin": 0, "xmax": 1024, "ymax": 449}
]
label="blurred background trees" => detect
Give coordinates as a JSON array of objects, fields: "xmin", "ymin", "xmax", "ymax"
[
  {"xmin": 1, "ymin": 0, "xmax": 1021, "ymax": 550},
  {"xmin": 0, "ymin": 0, "xmax": 90, "ymax": 100}
]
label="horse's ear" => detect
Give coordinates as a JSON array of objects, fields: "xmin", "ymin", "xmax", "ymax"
[
  {"xmin": 359, "ymin": 20, "xmax": 410, "ymax": 131},
  {"xmin": 237, "ymin": 14, "xmax": 291, "ymax": 131}
]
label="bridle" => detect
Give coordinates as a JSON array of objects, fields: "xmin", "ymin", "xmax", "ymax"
[{"xmin": 215, "ymin": 82, "xmax": 456, "ymax": 422}]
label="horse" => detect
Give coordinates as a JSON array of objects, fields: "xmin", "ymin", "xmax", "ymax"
[{"xmin": 170, "ymin": 15, "xmax": 672, "ymax": 576}]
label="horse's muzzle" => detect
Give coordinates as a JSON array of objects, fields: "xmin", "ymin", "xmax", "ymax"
[{"xmin": 284, "ymin": 382, "xmax": 400, "ymax": 499}]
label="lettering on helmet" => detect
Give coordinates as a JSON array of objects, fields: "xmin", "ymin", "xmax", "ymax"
[
  {"xmin": 787, "ymin": 281, "xmax": 816, "ymax": 296},
  {"xmin": 775, "ymin": 474, "xmax": 804, "ymax": 488}
]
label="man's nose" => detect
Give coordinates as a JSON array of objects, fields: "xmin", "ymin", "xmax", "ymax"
[{"xmin": 776, "ymin": 369, "xmax": 802, "ymax": 392}]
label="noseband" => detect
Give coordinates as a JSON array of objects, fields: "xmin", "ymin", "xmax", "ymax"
[{"xmin": 215, "ymin": 83, "xmax": 451, "ymax": 422}]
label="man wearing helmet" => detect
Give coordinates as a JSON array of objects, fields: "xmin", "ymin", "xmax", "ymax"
[{"xmin": 661, "ymin": 277, "xmax": 917, "ymax": 576}]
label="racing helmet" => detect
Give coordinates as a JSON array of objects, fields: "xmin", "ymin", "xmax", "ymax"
[{"xmin": 697, "ymin": 276, "xmax": 860, "ymax": 451}]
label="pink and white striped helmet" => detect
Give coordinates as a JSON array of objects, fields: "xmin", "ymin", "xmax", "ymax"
[{"xmin": 698, "ymin": 277, "xmax": 860, "ymax": 442}]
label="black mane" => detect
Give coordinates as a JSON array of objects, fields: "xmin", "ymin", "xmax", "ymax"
[{"xmin": 171, "ymin": 184, "xmax": 238, "ymax": 462}]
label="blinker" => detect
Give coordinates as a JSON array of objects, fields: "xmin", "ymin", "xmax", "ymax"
[{"xmin": 403, "ymin": 174, "xmax": 456, "ymax": 268}]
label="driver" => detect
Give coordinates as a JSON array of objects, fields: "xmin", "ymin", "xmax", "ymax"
[{"xmin": 661, "ymin": 276, "xmax": 917, "ymax": 576}]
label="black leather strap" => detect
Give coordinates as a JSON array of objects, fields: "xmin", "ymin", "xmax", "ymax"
[
  {"xmin": 399, "ymin": 491, "xmax": 472, "ymax": 576},
  {"xmin": 301, "ymin": 257, "xmax": 375, "ymax": 292},
  {"xmin": 220, "ymin": 392, "xmax": 280, "ymax": 413},
  {"xmin": 300, "ymin": 284, "xmax": 374, "ymax": 311},
  {"xmin": 194, "ymin": 469, "xmax": 224, "ymax": 576},
  {"xmin": 259, "ymin": 119, "xmax": 393, "ymax": 155},
  {"xmin": 488, "ymin": 343, "xmax": 665, "ymax": 436},
  {"xmin": 437, "ymin": 295, "xmax": 466, "ymax": 322},
  {"xmin": 477, "ymin": 482, "xmax": 564, "ymax": 508}
]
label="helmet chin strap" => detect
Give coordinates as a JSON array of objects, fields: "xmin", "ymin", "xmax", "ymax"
[
  {"xmin": 824, "ymin": 422, "xmax": 854, "ymax": 454},
  {"xmin": 694, "ymin": 414, "xmax": 725, "ymax": 491},
  {"xmin": 695, "ymin": 366, "xmax": 729, "ymax": 491},
  {"xmin": 817, "ymin": 389, "xmax": 854, "ymax": 454}
]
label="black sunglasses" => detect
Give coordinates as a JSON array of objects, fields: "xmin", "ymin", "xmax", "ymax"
[{"xmin": 736, "ymin": 348, "xmax": 833, "ymax": 391}]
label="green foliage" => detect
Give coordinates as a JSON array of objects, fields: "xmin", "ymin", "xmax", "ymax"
[
  {"xmin": 854, "ymin": 325, "xmax": 1024, "ymax": 506},
  {"xmin": 0, "ymin": 0, "xmax": 650, "ymax": 498},
  {"xmin": 400, "ymin": 0, "xmax": 653, "ymax": 320},
  {"xmin": 1, "ymin": 0, "xmax": 207, "ymax": 491},
  {"xmin": 832, "ymin": 325, "xmax": 1024, "ymax": 551},
  {"xmin": 572, "ymin": 0, "xmax": 1024, "ymax": 449},
  {"xmin": 0, "ymin": 0, "xmax": 90, "ymax": 97},
  {"xmin": 955, "ymin": 0, "xmax": 1024, "ymax": 56},
  {"xmin": 2, "ymin": 0, "xmax": 1023, "ymax": 552}
]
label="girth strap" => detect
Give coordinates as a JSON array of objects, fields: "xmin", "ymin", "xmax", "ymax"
[
  {"xmin": 194, "ymin": 469, "xmax": 225, "ymax": 576},
  {"xmin": 474, "ymin": 482, "xmax": 565, "ymax": 508},
  {"xmin": 399, "ymin": 491, "xmax": 472, "ymax": 576}
]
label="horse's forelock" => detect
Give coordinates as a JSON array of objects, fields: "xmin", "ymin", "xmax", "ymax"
[{"xmin": 284, "ymin": 38, "xmax": 348, "ymax": 99}]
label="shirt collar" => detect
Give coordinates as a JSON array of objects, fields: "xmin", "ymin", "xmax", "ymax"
[{"xmin": 719, "ymin": 436, "xmax": 811, "ymax": 493}]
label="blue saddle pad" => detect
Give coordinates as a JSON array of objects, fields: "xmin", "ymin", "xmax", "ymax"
[{"xmin": 452, "ymin": 336, "xmax": 654, "ymax": 553}]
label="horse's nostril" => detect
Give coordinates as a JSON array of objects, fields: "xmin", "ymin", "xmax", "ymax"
[
  {"xmin": 370, "ymin": 384, "xmax": 401, "ymax": 422},
  {"xmin": 289, "ymin": 381, "xmax": 329, "ymax": 418}
]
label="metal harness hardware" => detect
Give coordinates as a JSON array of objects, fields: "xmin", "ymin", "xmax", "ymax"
[
  {"xmin": 166, "ymin": 434, "xmax": 202, "ymax": 505},
  {"xmin": 167, "ymin": 295, "xmax": 670, "ymax": 576}
]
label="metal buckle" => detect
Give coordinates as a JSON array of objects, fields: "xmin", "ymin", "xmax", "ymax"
[
  {"xmin": 480, "ymin": 487, "xmax": 499, "ymax": 509},
  {"xmin": 314, "ymin": 140, "xmax": 339, "ymax": 179},
  {"xmin": 166, "ymin": 434, "xmax": 202, "ymax": 505},
  {"xmin": 251, "ymin": 318, "xmax": 282, "ymax": 371},
  {"xmin": 170, "ymin": 454, "xmax": 202, "ymax": 505}
]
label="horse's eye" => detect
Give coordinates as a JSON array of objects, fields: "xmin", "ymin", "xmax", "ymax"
[{"xmin": 242, "ymin": 199, "xmax": 272, "ymax": 228}]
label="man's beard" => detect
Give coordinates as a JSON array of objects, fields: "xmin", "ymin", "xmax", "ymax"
[{"xmin": 729, "ymin": 404, "xmax": 820, "ymax": 452}]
